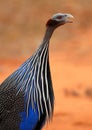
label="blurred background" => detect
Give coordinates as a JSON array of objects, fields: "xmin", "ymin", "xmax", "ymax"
[{"xmin": 0, "ymin": 0, "xmax": 92, "ymax": 130}]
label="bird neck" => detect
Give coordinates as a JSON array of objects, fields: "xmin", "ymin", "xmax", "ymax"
[
  {"xmin": 43, "ymin": 27, "xmax": 55, "ymax": 44},
  {"xmin": 36, "ymin": 27, "xmax": 55, "ymax": 56}
]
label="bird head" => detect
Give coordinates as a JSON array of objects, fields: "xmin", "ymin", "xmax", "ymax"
[{"xmin": 46, "ymin": 13, "xmax": 74, "ymax": 28}]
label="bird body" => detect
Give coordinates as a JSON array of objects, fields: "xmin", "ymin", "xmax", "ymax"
[{"xmin": 0, "ymin": 13, "xmax": 73, "ymax": 130}]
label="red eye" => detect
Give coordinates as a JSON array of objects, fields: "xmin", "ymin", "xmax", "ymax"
[{"xmin": 57, "ymin": 16, "xmax": 62, "ymax": 19}]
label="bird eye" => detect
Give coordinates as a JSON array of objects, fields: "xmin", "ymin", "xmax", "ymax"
[{"xmin": 57, "ymin": 16, "xmax": 62, "ymax": 19}]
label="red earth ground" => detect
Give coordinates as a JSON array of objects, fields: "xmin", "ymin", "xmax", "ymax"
[{"xmin": 0, "ymin": 1, "xmax": 92, "ymax": 128}]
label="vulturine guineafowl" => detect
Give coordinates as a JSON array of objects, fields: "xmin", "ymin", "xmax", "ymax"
[{"xmin": 0, "ymin": 13, "xmax": 73, "ymax": 130}]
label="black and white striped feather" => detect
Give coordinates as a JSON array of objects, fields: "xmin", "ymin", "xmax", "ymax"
[{"xmin": 0, "ymin": 39, "xmax": 54, "ymax": 122}]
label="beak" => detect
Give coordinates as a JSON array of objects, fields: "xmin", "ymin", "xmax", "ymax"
[{"xmin": 64, "ymin": 14, "xmax": 74, "ymax": 23}]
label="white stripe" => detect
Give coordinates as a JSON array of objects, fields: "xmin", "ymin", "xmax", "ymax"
[
  {"xmin": 26, "ymin": 61, "xmax": 38, "ymax": 116},
  {"xmin": 40, "ymin": 43, "xmax": 49, "ymax": 119},
  {"xmin": 45, "ymin": 50, "xmax": 52, "ymax": 118},
  {"xmin": 36, "ymin": 43, "xmax": 48, "ymax": 115}
]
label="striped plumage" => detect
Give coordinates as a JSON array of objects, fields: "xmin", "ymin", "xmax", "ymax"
[{"xmin": 0, "ymin": 13, "xmax": 73, "ymax": 130}]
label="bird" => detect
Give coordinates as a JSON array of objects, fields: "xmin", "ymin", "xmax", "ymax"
[{"xmin": 0, "ymin": 13, "xmax": 73, "ymax": 130}]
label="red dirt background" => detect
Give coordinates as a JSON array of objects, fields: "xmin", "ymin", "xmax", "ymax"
[{"xmin": 0, "ymin": 0, "xmax": 92, "ymax": 130}]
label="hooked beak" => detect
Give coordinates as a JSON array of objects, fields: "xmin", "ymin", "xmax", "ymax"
[{"xmin": 64, "ymin": 14, "xmax": 74, "ymax": 23}]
